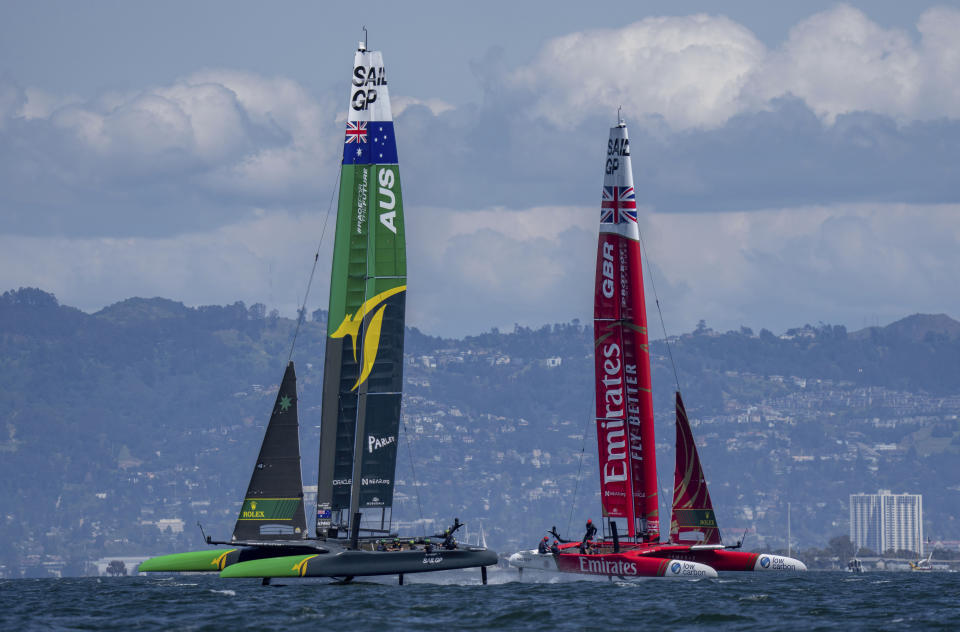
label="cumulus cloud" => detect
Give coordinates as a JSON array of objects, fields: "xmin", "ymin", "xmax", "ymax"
[
  {"xmin": 391, "ymin": 96, "xmax": 455, "ymax": 117},
  {"xmin": 512, "ymin": 14, "xmax": 766, "ymax": 129},
  {"xmin": 2, "ymin": 5, "xmax": 960, "ymax": 335},
  {"xmin": 0, "ymin": 211, "xmax": 335, "ymax": 317},
  {"xmin": 642, "ymin": 203, "xmax": 960, "ymax": 334},
  {"xmin": 511, "ymin": 5, "xmax": 960, "ymax": 129},
  {"xmin": 748, "ymin": 5, "xmax": 922, "ymax": 123},
  {"xmin": 4, "ymin": 202, "xmax": 958, "ymax": 337}
]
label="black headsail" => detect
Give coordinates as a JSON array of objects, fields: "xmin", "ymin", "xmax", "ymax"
[
  {"xmin": 233, "ymin": 361, "xmax": 308, "ymax": 541},
  {"xmin": 315, "ymin": 44, "xmax": 406, "ymax": 540}
]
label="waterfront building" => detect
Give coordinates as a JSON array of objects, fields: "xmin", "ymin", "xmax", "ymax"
[{"xmin": 849, "ymin": 489, "xmax": 923, "ymax": 556}]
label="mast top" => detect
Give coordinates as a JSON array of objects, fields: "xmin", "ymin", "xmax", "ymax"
[
  {"xmin": 358, "ymin": 26, "xmax": 368, "ymax": 52},
  {"xmin": 616, "ymin": 106, "xmax": 625, "ymax": 128}
]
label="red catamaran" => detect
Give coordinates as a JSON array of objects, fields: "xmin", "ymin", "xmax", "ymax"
[{"xmin": 508, "ymin": 116, "xmax": 806, "ymax": 579}]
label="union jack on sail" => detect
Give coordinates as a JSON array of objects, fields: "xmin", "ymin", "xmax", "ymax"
[
  {"xmin": 345, "ymin": 121, "xmax": 368, "ymax": 143},
  {"xmin": 600, "ymin": 186, "xmax": 637, "ymax": 224}
]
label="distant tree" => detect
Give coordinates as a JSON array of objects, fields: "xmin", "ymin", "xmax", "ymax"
[
  {"xmin": 311, "ymin": 308, "xmax": 327, "ymax": 324},
  {"xmin": 2, "ymin": 287, "xmax": 58, "ymax": 308},
  {"xmin": 248, "ymin": 303, "xmax": 266, "ymax": 320},
  {"xmin": 106, "ymin": 560, "xmax": 127, "ymax": 576},
  {"xmin": 740, "ymin": 326, "xmax": 754, "ymax": 337},
  {"xmin": 827, "ymin": 535, "xmax": 855, "ymax": 560}
]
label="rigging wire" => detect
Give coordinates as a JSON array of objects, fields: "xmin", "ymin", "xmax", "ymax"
[
  {"xmin": 401, "ymin": 418, "xmax": 427, "ymax": 537},
  {"xmin": 565, "ymin": 386, "xmax": 594, "ymax": 539},
  {"xmin": 638, "ymin": 227, "xmax": 684, "ymax": 538},
  {"xmin": 286, "ymin": 162, "xmax": 343, "ymax": 365},
  {"xmin": 281, "ymin": 160, "xmax": 339, "ymax": 536},
  {"xmin": 638, "ymin": 229, "xmax": 682, "ymax": 393}
]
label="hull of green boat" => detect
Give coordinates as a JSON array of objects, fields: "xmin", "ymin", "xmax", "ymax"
[
  {"xmin": 138, "ymin": 549, "xmax": 241, "ymax": 572},
  {"xmin": 138, "ymin": 543, "xmax": 324, "ymax": 573},
  {"xmin": 221, "ymin": 548, "xmax": 498, "ymax": 579}
]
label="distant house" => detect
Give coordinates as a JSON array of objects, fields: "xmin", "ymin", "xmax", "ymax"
[
  {"xmin": 154, "ymin": 518, "xmax": 185, "ymax": 534},
  {"xmin": 544, "ymin": 356, "xmax": 562, "ymax": 368}
]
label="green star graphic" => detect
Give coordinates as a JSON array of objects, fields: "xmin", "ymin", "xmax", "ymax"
[{"xmin": 279, "ymin": 395, "xmax": 292, "ymax": 412}]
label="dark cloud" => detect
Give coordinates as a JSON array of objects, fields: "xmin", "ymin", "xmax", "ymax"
[{"xmin": 398, "ymin": 94, "xmax": 960, "ymax": 216}]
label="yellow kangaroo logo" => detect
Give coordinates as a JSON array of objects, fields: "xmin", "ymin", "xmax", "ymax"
[
  {"xmin": 331, "ymin": 285, "xmax": 406, "ymax": 391},
  {"xmin": 211, "ymin": 549, "xmax": 236, "ymax": 570},
  {"xmin": 292, "ymin": 555, "xmax": 318, "ymax": 577}
]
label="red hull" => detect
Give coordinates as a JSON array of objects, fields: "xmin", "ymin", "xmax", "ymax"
[
  {"xmin": 582, "ymin": 542, "xmax": 766, "ymax": 572},
  {"xmin": 667, "ymin": 549, "xmax": 761, "ymax": 572},
  {"xmin": 554, "ymin": 550, "xmax": 673, "ymax": 578}
]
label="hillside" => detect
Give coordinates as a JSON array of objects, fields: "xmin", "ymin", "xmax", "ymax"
[{"xmin": 2, "ymin": 287, "xmax": 959, "ymax": 577}]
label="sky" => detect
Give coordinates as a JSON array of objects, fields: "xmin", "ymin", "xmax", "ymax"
[{"xmin": 1, "ymin": 1, "xmax": 959, "ymax": 337}]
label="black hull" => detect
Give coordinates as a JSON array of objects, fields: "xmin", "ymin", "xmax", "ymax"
[
  {"xmin": 219, "ymin": 547, "xmax": 498, "ymax": 579},
  {"xmin": 308, "ymin": 549, "xmax": 497, "ymax": 577}
]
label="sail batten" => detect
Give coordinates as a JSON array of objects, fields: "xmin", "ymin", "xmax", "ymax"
[
  {"xmin": 316, "ymin": 46, "xmax": 406, "ymax": 538},
  {"xmin": 592, "ymin": 121, "xmax": 659, "ymax": 542}
]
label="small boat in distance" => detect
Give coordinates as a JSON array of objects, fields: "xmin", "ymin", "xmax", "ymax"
[
  {"xmin": 909, "ymin": 553, "xmax": 934, "ymax": 572},
  {"xmin": 140, "ymin": 36, "xmax": 496, "ymax": 584},
  {"xmin": 508, "ymin": 115, "xmax": 805, "ymax": 578}
]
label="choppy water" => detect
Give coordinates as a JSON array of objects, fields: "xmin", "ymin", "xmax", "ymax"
[{"xmin": 2, "ymin": 570, "xmax": 959, "ymax": 630}]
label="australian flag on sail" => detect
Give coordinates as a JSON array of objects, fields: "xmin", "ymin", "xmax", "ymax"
[
  {"xmin": 342, "ymin": 121, "xmax": 398, "ymax": 165},
  {"xmin": 600, "ymin": 186, "xmax": 637, "ymax": 224}
]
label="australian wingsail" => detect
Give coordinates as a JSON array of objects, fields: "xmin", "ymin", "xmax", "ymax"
[
  {"xmin": 139, "ymin": 37, "xmax": 497, "ymax": 582},
  {"xmin": 507, "ymin": 116, "xmax": 806, "ymax": 578}
]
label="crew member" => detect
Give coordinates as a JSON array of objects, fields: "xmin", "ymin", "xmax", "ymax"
[
  {"xmin": 442, "ymin": 529, "xmax": 457, "ymax": 550},
  {"xmin": 538, "ymin": 536, "xmax": 550, "ymax": 554},
  {"xmin": 583, "ymin": 519, "xmax": 597, "ymax": 548},
  {"xmin": 550, "ymin": 540, "xmax": 561, "ymax": 555},
  {"xmin": 376, "ymin": 540, "xmax": 387, "ymax": 552},
  {"xmin": 424, "ymin": 538, "xmax": 433, "ymax": 553}
]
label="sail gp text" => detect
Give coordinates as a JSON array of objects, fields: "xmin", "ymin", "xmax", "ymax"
[{"xmin": 352, "ymin": 64, "xmax": 387, "ymax": 111}]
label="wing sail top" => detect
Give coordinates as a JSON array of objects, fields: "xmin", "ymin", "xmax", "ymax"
[
  {"xmin": 670, "ymin": 391, "xmax": 722, "ymax": 545},
  {"xmin": 316, "ymin": 46, "xmax": 406, "ymax": 538},
  {"xmin": 593, "ymin": 121, "xmax": 659, "ymax": 542}
]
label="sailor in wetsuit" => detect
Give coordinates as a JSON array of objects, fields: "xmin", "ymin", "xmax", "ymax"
[
  {"xmin": 375, "ymin": 540, "xmax": 387, "ymax": 552},
  {"xmin": 581, "ymin": 519, "xmax": 598, "ymax": 553},
  {"xmin": 538, "ymin": 536, "xmax": 550, "ymax": 554},
  {"xmin": 442, "ymin": 529, "xmax": 458, "ymax": 550},
  {"xmin": 550, "ymin": 540, "xmax": 561, "ymax": 555}
]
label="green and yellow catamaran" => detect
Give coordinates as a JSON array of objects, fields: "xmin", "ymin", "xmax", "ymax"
[{"xmin": 139, "ymin": 37, "xmax": 496, "ymax": 583}]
